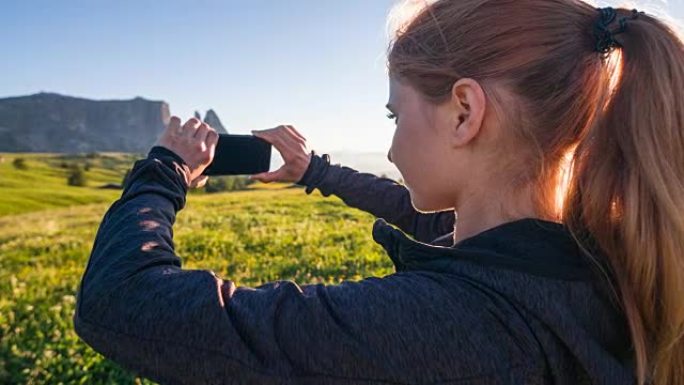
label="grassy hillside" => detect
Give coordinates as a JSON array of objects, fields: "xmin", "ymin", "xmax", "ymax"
[
  {"xmin": 0, "ymin": 153, "xmax": 395, "ymax": 384},
  {"xmin": 0, "ymin": 152, "xmax": 284, "ymax": 217},
  {"xmin": 0, "ymin": 152, "xmax": 137, "ymax": 216}
]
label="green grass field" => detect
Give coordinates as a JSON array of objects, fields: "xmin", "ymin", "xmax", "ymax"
[{"xmin": 0, "ymin": 153, "xmax": 394, "ymax": 384}]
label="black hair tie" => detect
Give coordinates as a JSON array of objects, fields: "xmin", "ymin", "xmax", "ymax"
[{"xmin": 594, "ymin": 7, "xmax": 645, "ymax": 55}]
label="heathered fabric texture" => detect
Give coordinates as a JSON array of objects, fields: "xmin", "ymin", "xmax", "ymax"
[{"xmin": 73, "ymin": 148, "xmax": 637, "ymax": 384}]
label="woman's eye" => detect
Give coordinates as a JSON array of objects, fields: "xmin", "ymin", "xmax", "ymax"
[{"xmin": 386, "ymin": 112, "xmax": 398, "ymax": 124}]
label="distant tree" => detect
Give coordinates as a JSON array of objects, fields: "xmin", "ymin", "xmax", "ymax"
[
  {"xmin": 84, "ymin": 162, "xmax": 92, "ymax": 171},
  {"xmin": 59, "ymin": 161, "xmax": 70, "ymax": 169},
  {"xmin": 67, "ymin": 164, "xmax": 87, "ymax": 186},
  {"xmin": 205, "ymin": 177, "xmax": 227, "ymax": 193},
  {"xmin": 12, "ymin": 158, "xmax": 27, "ymax": 170},
  {"xmin": 85, "ymin": 152, "xmax": 101, "ymax": 159},
  {"xmin": 205, "ymin": 176, "xmax": 253, "ymax": 193}
]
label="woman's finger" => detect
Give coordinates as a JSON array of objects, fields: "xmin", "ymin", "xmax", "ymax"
[
  {"xmin": 183, "ymin": 118, "xmax": 201, "ymax": 136},
  {"xmin": 285, "ymin": 125, "xmax": 306, "ymax": 142},
  {"xmin": 253, "ymin": 128, "xmax": 287, "ymax": 151},
  {"xmin": 194, "ymin": 123, "xmax": 210, "ymax": 141},
  {"xmin": 168, "ymin": 116, "xmax": 182, "ymax": 135},
  {"xmin": 206, "ymin": 129, "xmax": 219, "ymax": 149},
  {"xmin": 266, "ymin": 126, "xmax": 304, "ymax": 149},
  {"xmin": 252, "ymin": 128, "xmax": 277, "ymax": 143}
]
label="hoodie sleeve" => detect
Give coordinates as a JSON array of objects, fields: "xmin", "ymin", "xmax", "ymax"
[
  {"xmin": 72, "ymin": 147, "xmax": 528, "ymax": 384},
  {"xmin": 295, "ymin": 152, "xmax": 455, "ymax": 244}
]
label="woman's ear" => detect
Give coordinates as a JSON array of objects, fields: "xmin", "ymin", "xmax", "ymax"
[{"xmin": 448, "ymin": 78, "xmax": 486, "ymax": 147}]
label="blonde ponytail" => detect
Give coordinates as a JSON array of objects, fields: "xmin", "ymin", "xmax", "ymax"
[{"xmin": 562, "ymin": 8, "xmax": 684, "ymax": 385}]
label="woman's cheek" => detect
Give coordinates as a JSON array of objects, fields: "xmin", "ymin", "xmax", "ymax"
[
  {"xmin": 389, "ymin": 126, "xmax": 405, "ymax": 168},
  {"xmin": 392, "ymin": 125, "xmax": 414, "ymax": 184}
]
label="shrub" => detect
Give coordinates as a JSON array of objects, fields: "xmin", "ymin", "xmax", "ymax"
[
  {"xmin": 83, "ymin": 162, "xmax": 92, "ymax": 171},
  {"xmin": 12, "ymin": 158, "xmax": 27, "ymax": 170},
  {"xmin": 67, "ymin": 165, "xmax": 87, "ymax": 187},
  {"xmin": 205, "ymin": 176, "xmax": 254, "ymax": 193}
]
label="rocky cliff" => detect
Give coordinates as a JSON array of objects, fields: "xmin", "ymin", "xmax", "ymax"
[{"xmin": 0, "ymin": 93, "xmax": 228, "ymax": 153}]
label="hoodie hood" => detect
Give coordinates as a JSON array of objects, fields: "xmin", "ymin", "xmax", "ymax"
[
  {"xmin": 371, "ymin": 217, "xmax": 636, "ymax": 384},
  {"xmin": 372, "ymin": 217, "xmax": 596, "ymax": 280}
]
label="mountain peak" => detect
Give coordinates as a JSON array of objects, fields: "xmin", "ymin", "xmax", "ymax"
[{"xmin": 203, "ymin": 109, "xmax": 227, "ymax": 133}]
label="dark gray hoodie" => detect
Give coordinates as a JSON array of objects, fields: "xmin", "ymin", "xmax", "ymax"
[{"xmin": 73, "ymin": 147, "xmax": 637, "ymax": 384}]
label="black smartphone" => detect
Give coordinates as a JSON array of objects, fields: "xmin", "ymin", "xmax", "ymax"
[{"xmin": 202, "ymin": 134, "xmax": 272, "ymax": 176}]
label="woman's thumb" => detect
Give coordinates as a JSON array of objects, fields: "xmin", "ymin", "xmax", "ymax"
[
  {"xmin": 250, "ymin": 168, "xmax": 284, "ymax": 183},
  {"xmin": 190, "ymin": 175, "xmax": 209, "ymax": 188},
  {"xmin": 249, "ymin": 172, "xmax": 271, "ymax": 183}
]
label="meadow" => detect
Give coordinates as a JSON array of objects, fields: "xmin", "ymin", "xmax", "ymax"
[{"xmin": 0, "ymin": 153, "xmax": 394, "ymax": 384}]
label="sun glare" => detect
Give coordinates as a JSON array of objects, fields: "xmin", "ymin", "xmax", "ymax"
[
  {"xmin": 555, "ymin": 145, "xmax": 577, "ymax": 217},
  {"xmin": 385, "ymin": 0, "xmax": 436, "ymax": 39},
  {"xmin": 606, "ymin": 50, "xmax": 623, "ymax": 100}
]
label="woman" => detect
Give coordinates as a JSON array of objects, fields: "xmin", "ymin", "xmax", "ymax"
[{"xmin": 73, "ymin": 1, "xmax": 684, "ymax": 384}]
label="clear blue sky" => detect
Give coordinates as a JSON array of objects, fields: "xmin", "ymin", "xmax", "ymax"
[{"xmin": 1, "ymin": 0, "xmax": 681, "ymax": 153}]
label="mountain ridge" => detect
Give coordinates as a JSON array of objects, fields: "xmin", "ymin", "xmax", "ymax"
[{"xmin": 0, "ymin": 92, "xmax": 228, "ymax": 153}]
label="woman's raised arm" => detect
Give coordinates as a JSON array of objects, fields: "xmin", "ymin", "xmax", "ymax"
[
  {"xmin": 295, "ymin": 153, "xmax": 455, "ymax": 244},
  {"xmin": 250, "ymin": 126, "xmax": 455, "ymax": 244},
  {"xmin": 73, "ymin": 147, "xmax": 522, "ymax": 384}
]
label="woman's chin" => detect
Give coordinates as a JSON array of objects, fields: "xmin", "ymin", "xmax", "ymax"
[
  {"xmin": 409, "ymin": 190, "xmax": 452, "ymax": 214},
  {"xmin": 408, "ymin": 192, "xmax": 433, "ymax": 213},
  {"xmin": 405, "ymin": 183, "xmax": 432, "ymax": 212}
]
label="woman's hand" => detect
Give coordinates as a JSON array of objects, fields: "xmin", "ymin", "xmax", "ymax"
[
  {"xmin": 249, "ymin": 125, "xmax": 312, "ymax": 183},
  {"xmin": 154, "ymin": 116, "xmax": 219, "ymax": 189}
]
